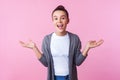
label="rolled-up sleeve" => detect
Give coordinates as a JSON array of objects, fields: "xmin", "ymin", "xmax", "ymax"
[
  {"xmin": 39, "ymin": 36, "xmax": 48, "ymax": 67},
  {"xmin": 74, "ymin": 36, "xmax": 87, "ymax": 66}
]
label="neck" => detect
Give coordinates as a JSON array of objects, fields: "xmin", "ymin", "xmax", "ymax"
[{"xmin": 55, "ymin": 31, "xmax": 67, "ymax": 36}]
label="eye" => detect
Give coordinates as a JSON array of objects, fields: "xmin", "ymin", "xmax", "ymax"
[
  {"xmin": 61, "ymin": 17, "xmax": 65, "ymax": 20},
  {"xmin": 54, "ymin": 17, "xmax": 58, "ymax": 20}
]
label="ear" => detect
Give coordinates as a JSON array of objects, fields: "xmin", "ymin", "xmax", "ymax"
[{"xmin": 67, "ymin": 18, "xmax": 70, "ymax": 24}]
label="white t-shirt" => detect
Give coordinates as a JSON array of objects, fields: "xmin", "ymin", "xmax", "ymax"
[{"xmin": 50, "ymin": 32, "xmax": 70, "ymax": 76}]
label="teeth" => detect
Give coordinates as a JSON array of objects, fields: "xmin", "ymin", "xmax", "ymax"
[{"xmin": 57, "ymin": 24, "xmax": 63, "ymax": 27}]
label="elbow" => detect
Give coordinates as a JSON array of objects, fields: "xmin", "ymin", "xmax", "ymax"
[
  {"xmin": 38, "ymin": 55, "xmax": 48, "ymax": 67},
  {"xmin": 75, "ymin": 55, "xmax": 87, "ymax": 66}
]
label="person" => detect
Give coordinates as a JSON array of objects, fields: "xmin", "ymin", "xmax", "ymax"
[{"xmin": 20, "ymin": 5, "xmax": 104, "ymax": 80}]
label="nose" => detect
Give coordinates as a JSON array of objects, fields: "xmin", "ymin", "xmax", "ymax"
[{"xmin": 58, "ymin": 18, "xmax": 62, "ymax": 23}]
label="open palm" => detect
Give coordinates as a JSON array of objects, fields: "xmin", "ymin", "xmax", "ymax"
[
  {"xmin": 87, "ymin": 39, "xmax": 104, "ymax": 49},
  {"xmin": 19, "ymin": 40, "xmax": 36, "ymax": 49}
]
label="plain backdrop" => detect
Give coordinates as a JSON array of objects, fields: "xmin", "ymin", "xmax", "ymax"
[{"xmin": 0, "ymin": 0, "xmax": 120, "ymax": 80}]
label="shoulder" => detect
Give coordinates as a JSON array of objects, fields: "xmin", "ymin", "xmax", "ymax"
[
  {"xmin": 68, "ymin": 32, "xmax": 82, "ymax": 48},
  {"xmin": 43, "ymin": 33, "xmax": 53, "ymax": 41},
  {"xmin": 68, "ymin": 31, "xmax": 80, "ymax": 40}
]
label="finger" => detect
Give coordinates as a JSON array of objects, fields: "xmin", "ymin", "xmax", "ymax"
[
  {"xmin": 19, "ymin": 41, "xmax": 25, "ymax": 45},
  {"xmin": 90, "ymin": 41, "xmax": 96, "ymax": 45},
  {"xmin": 97, "ymin": 39, "xmax": 104, "ymax": 46},
  {"xmin": 19, "ymin": 41, "xmax": 27, "ymax": 47},
  {"xmin": 98, "ymin": 39, "xmax": 104, "ymax": 44}
]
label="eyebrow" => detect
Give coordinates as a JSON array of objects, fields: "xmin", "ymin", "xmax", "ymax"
[
  {"xmin": 53, "ymin": 16, "xmax": 57, "ymax": 17},
  {"xmin": 53, "ymin": 15, "xmax": 66, "ymax": 18}
]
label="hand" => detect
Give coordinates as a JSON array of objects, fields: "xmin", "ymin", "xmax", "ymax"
[
  {"xmin": 86, "ymin": 39, "xmax": 104, "ymax": 49},
  {"xmin": 19, "ymin": 40, "xmax": 36, "ymax": 49}
]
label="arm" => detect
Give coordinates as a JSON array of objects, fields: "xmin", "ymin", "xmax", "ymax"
[
  {"xmin": 19, "ymin": 40, "xmax": 42, "ymax": 59},
  {"xmin": 82, "ymin": 39, "xmax": 104, "ymax": 56},
  {"xmin": 74, "ymin": 37, "xmax": 104, "ymax": 66}
]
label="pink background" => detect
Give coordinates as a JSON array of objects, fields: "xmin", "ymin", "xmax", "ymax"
[{"xmin": 0, "ymin": 0, "xmax": 120, "ymax": 80}]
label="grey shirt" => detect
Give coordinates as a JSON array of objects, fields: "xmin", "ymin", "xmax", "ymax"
[{"xmin": 39, "ymin": 32, "xmax": 87, "ymax": 80}]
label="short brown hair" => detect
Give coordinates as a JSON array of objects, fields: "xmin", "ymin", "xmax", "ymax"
[{"xmin": 52, "ymin": 5, "xmax": 69, "ymax": 19}]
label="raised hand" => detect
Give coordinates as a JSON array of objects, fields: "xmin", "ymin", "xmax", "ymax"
[
  {"xmin": 87, "ymin": 39, "xmax": 104, "ymax": 49},
  {"xmin": 82, "ymin": 39, "xmax": 104, "ymax": 56},
  {"xmin": 19, "ymin": 40, "xmax": 36, "ymax": 49},
  {"xmin": 20, "ymin": 40, "xmax": 42, "ymax": 59}
]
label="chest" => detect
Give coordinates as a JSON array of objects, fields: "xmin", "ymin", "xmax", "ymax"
[{"xmin": 50, "ymin": 33, "xmax": 70, "ymax": 57}]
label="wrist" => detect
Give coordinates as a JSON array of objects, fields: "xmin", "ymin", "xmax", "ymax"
[
  {"xmin": 85, "ymin": 45, "xmax": 90, "ymax": 51},
  {"xmin": 82, "ymin": 46, "xmax": 90, "ymax": 56},
  {"xmin": 32, "ymin": 45, "xmax": 37, "ymax": 50}
]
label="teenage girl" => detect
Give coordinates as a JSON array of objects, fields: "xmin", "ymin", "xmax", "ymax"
[{"xmin": 20, "ymin": 5, "xmax": 104, "ymax": 80}]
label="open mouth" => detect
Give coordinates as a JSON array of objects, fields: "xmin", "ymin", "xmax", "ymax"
[{"xmin": 57, "ymin": 24, "xmax": 64, "ymax": 29}]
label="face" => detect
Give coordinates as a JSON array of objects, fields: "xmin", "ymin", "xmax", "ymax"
[{"xmin": 52, "ymin": 10, "xmax": 69, "ymax": 36}]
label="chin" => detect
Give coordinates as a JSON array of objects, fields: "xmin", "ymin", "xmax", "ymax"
[{"xmin": 59, "ymin": 31, "xmax": 67, "ymax": 34}]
